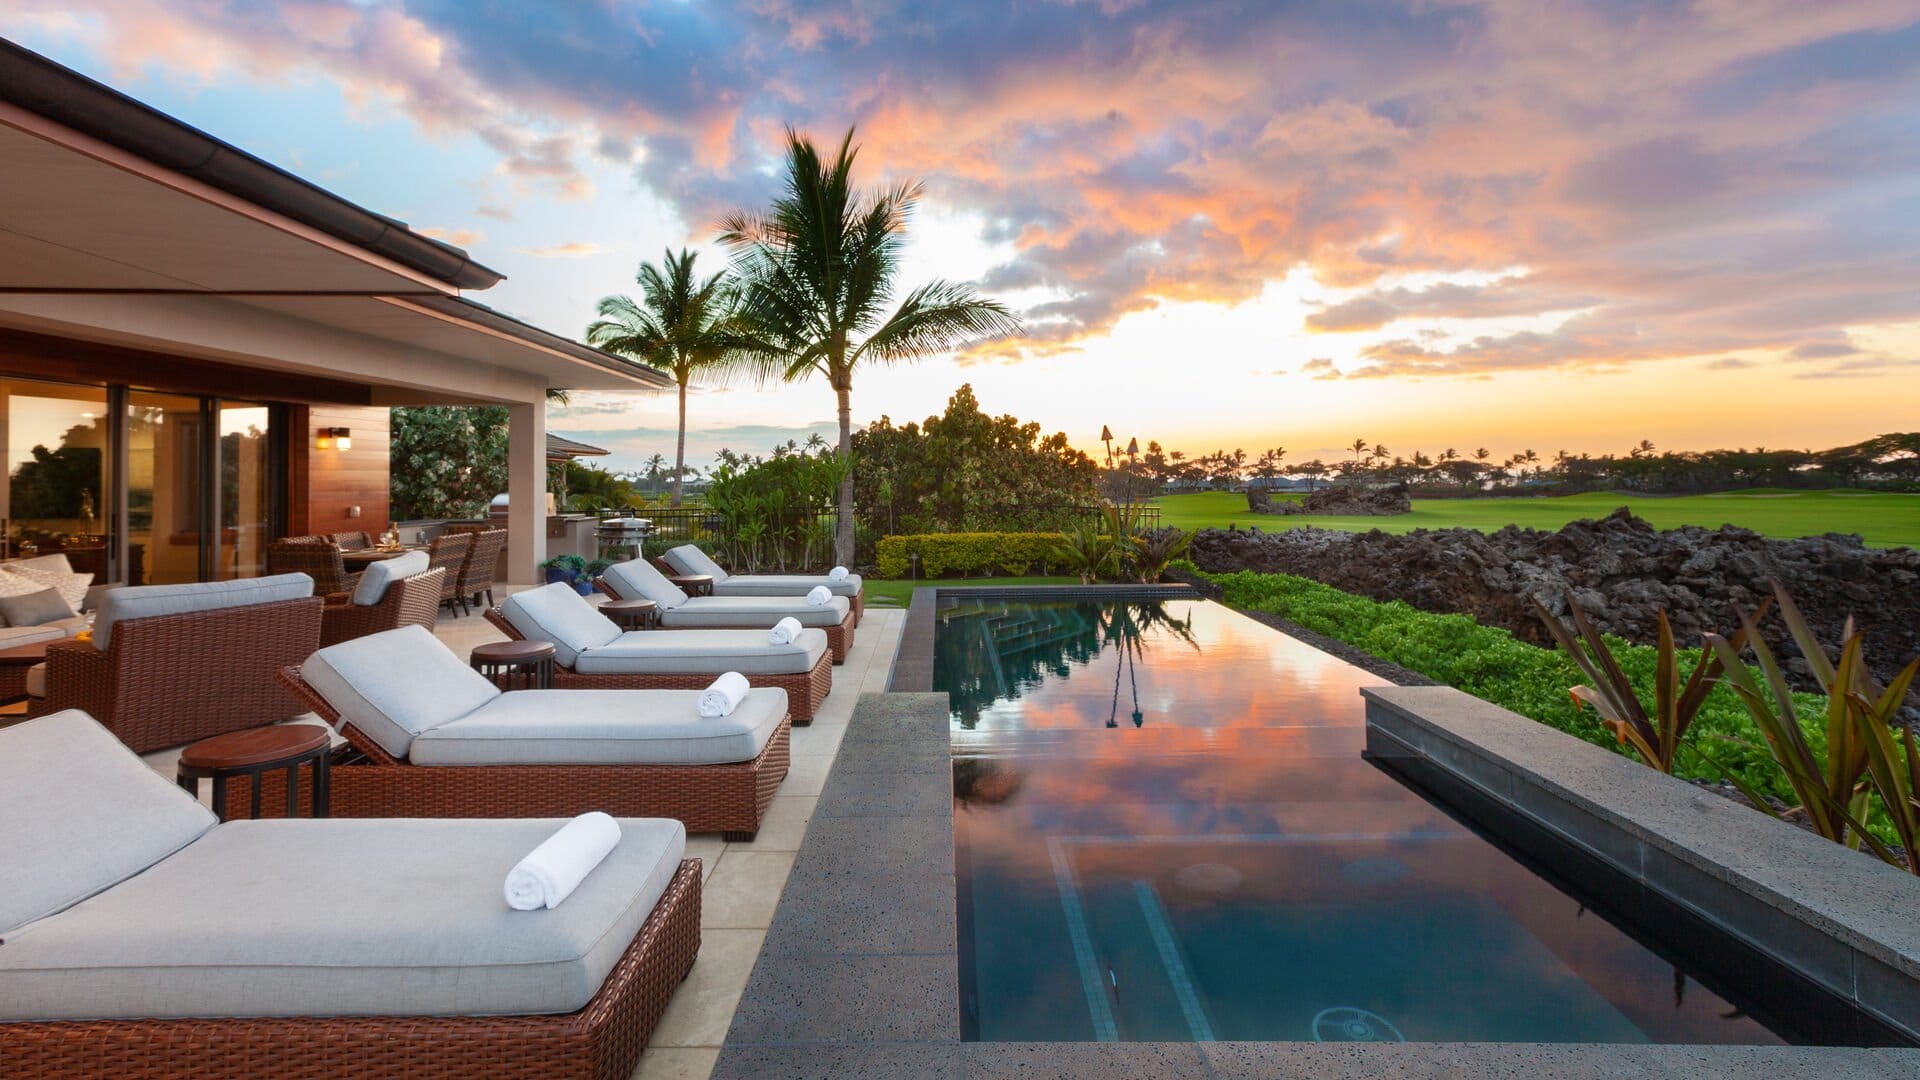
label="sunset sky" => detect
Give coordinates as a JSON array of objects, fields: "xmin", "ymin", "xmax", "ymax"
[{"xmin": 6, "ymin": 2, "xmax": 1918, "ymax": 472}]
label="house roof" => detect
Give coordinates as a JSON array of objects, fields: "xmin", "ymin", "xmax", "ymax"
[{"xmin": 548, "ymin": 432, "xmax": 612, "ymax": 461}]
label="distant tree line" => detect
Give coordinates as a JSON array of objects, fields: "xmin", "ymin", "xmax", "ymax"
[{"xmin": 1116, "ymin": 433, "xmax": 1920, "ymax": 495}]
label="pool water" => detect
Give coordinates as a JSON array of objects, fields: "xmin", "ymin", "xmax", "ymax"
[{"xmin": 938, "ymin": 596, "xmax": 1788, "ymax": 1044}]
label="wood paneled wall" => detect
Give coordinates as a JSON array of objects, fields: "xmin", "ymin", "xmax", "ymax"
[{"xmin": 286, "ymin": 404, "xmax": 390, "ymax": 538}]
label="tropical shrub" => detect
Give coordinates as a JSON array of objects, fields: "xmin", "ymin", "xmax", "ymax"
[
  {"xmin": 704, "ymin": 450, "xmax": 848, "ymax": 572},
  {"xmin": 854, "ymin": 385, "xmax": 1099, "ymax": 535},
  {"xmin": 876, "ymin": 532, "xmax": 1065, "ymax": 578},
  {"xmin": 390, "ymin": 406, "xmax": 509, "ymax": 520}
]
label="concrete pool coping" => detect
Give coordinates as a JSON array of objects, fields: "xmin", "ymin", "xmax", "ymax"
[{"xmin": 711, "ymin": 585, "xmax": 1920, "ymax": 1077}]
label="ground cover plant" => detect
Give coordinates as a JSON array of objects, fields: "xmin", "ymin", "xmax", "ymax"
[
  {"xmin": 1185, "ymin": 563, "xmax": 1866, "ymax": 826},
  {"xmin": 862, "ymin": 575, "xmax": 1078, "ymax": 608},
  {"xmin": 1154, "ymin": 489, "xmax": 1920, "ymax": 548}
]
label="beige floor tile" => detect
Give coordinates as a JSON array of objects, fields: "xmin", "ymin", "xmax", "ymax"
[
  {"xmin": 649, "ymin": 928, "xmax": 766, "ymax": 1047},
  {"xmin": 737, "ymin": 795, "xmax": 816, "ymax": 852},
  {"xmin": 790, "ymin": 722, "xmax": 846, "ymax": 759},
  {"xmin": 700, "ymin": 849, "xmax": 796, "ymax": 928},
  {"xmin": 683, "ymin": 836, "xmax": 728, "ymax": 881},
  {"xmin": 633, "ymin": 1046, "xmax": 718, "ymax": 1080},
  {"xmin": 779, "ymin": 752, "xmax": 834, "ymax": 796}
]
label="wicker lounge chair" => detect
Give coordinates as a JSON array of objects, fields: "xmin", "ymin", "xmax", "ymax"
[
  {"xmin": 319, "ymin": 551, "xmax": 444, "ymax": 647},
  {"xmin": 427, "ymin": 530, "xmax": 474, "ymax": 616},
  {"xmin": 264, "ymin": 625, "xmax": 790, "ymax": 840},
  {"xmin": 598, "ymin": 558, "xmax": 856, "ymax": 664},
  {"xmin": 483, "ymin": 582, "xmax": 833, "ymax": 725},
  {"xmin": 0, "ymin": 709, "xmax": 698, "ymax": 1080},
  {"xmin": 266, "ymin": 538, "xmax": 359, "ymax": 596},
  {"xmin": 330, "ymin": 530, "xmax": 373, "ymax": 551},
  {"xmin": 31, "ymin": 574, "xmax": 321, "ymax": 752},
  {"xmin": 658, "ymin": 544, "xmax": 864, "ymax": 626}
]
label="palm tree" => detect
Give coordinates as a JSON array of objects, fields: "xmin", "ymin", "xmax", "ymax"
[
  {"xmin": 643, "ymin": 452, "xmax": 667, "ymax": 492},
  {"xmin": 587, "ymin": 248, "xmax": 753, "ymax": 506},
  {"xmin": 719, "ymin": 127, "xmax": 1020, "ymax": 564}
]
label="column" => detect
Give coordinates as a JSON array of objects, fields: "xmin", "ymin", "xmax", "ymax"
[{"xmin": 506, "ymin": 400, "xmax": 547, "ymax": 584}]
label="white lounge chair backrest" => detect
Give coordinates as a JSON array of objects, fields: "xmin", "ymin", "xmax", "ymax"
[
  {"xmin": 499, "ymin": 582, "xmax": 622, "ymax": 666},
  {"xmin": 0, "ymin": 709, "xmax": 216, "ymax": 935},
  {"xmin": 92, "ymin": 572, "xmax": 315, "ymax": 652},
  {"xmin": 664, "ymin": 545, "xmax": 728, "ymax": 582},
  {"xmin": 603, "ymin": 559, "xmax": 690, "ymax": 609},
  {"xmin": 301, "ymin": 624, "xmax": 501, "ymax": 759},
  {"xmin": 349, "ymin": 550, "xmax": 432, "ymax": 606}
]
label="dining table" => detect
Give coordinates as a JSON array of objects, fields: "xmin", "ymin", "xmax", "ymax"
[{"xmin": 340, "ymin": 546, "xmax": 425, "ymax": 569}]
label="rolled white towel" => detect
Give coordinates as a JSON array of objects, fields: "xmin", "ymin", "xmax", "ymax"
[
  {"xmin": 769, "ymin": 616, "xmax": 803, "ymax": 645},
  {"xmin": 504, "ymin": 812, "xmax": 621, "ymax": 911},
  {"xmin": 828, "ymin": 565, "xmax": 850, "ymax": 583},
  {"xmin": 806, "ymin": 584, "xmax": 832, "ymax": 606},
  {"xmin": 698, "ymin": 671, "xmax": 752, "ymax": 718}
]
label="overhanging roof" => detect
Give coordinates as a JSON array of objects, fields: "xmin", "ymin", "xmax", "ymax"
[
  {"xmin": 548, "ymin": 433, "xmax": 612, "ymax": 461},
  {"xmin": 0, "ymin": 40, "xmax": 672, "ymax": 395}
]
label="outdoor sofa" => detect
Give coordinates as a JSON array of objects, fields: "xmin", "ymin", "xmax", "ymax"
[
  {"xmin": 0, "ymin": 709, "xmax": 698, "ymax": 1080},
  {"xmin": 657, "ymin": 544, "xmax": 865, "ymax": 625},
  {"xmin": 269, "ymin": 624, "xmax": 791, "ymax": 840},
  {"xmin": 485, "ymin": 582, "xmax": 834, "ymax": 724},
  {"xmin": 0, "ymin": 552, "xmax": 96, "ymax": 703},
  {"xmin": 319, "ymin": 550, "xmax": 444, "ymax": 647},
  {"xmin": 31, "ymin": 573, "xmax": 321, "ymax": 752},
  {"xmin": 598, "ymin": 557, "xmax": 856, "ymax": 664}
]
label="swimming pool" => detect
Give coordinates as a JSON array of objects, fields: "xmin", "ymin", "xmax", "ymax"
[{"xmin": 937, "ymin": 595, "xmax": 1796, "ymax": 1044}]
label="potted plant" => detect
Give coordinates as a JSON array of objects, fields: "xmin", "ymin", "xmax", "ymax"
[{"xmin": 538, "ymin": 554, "xmax": 591, "ymax": 593}]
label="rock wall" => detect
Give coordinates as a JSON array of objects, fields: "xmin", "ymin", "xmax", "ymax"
[
  {"xmin": 1191, "ymin": 507, "xmax": 1920, "ymax": 695},
  {"xmin": 1246, "ymin": 484, "xmax": 1412, "ymax": 516}
]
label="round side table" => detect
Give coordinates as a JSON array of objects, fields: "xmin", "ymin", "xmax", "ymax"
[
  {"xmin": 177, "ymin": 724, "xmax": 332, "ymax": 821},
  {"xmin": 668, "ymin": 573, "xmax": 714, "ymax": 597},
  {"xmin": 471, "ymin": 639, "xmax": 556, "ymax": 690},
  {"xmin": 601, "ymin": 598, "xmax": 659, "ymax": 631}
]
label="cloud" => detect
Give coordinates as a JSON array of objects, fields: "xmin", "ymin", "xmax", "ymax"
[
  {"xmin": 418, "ymin": 226, "xmax": 485, "ymax": 247},
  {"xmin": 515, "ymin": 241, "xmax": 608, "ymax": 258},
  {"xmin": 12, "ymin": 0, "xmax": 1920, "ymax": 379},
  {"xmin": 1299, "ymin": 357, "xmax": 1342, "ymax": 380},
  {"xmin": 1704, "ymin": 357, "xmax": 1755, "ymax": 370}
]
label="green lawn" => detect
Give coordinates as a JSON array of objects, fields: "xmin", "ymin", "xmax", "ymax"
[
  {"xmin": 1151, "ymin": 489, "xmax": 1920, "ymax": 549},
  {"xmin": 864, "ymin": 575, "xmax": 1078, "ymax": 607}
]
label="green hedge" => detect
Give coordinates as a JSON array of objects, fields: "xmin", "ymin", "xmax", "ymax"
[
  {"xmin": 1187, "ymin": 563, "xmax": 1836, "ymax": 814},
  {"xmin": 876, "ymin": 532, "xmax": 1064, "ymax": 578}
]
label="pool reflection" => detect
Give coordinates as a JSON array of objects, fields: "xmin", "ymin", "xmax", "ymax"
[{"xmin": 940, "ymin": 598, "xmax": 1784, "ymax": 1045}]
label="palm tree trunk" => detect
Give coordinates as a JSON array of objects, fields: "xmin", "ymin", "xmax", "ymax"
[
  {"xmin": 835, "ymin": 382, "xmax": 854, "ymax": 567},
  {"xmin": 671, "ymin": 380, "xmax": 688, "ymax": 508}
]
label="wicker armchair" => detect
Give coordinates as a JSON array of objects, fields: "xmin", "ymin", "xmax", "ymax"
[
  {"xmin": 425, "ymin": 531, "xmax": 474, "ymax": 615},
  {"xmin": 330, "ymin": 530, "xmax": 373, "ymax": 551},
  {"xmin": 34, "ymin": 588, "xmax": 323, "ymax": 752},
  {"xmin": 320, "ymin": 567, "xmax": 446, "ymax": 647},
  {"xmin": 453, "ymin": 528, "xmax": 507, "ymax": 608},
  {"xmin": 266, "ymin": 539, "xmax": 359, "ymax": 596}
]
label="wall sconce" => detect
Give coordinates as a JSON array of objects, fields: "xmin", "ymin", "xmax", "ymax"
[{"xmin": 317, "ymin": 427, "xmax": 352, "ymax": 451}]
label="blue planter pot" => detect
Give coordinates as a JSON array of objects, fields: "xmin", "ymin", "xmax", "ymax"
[
  {"xmin": 574, "ymin": 578, "xmax": 595, "ymax": 596},
  {"xmin": 543, "ymin": 567, "xmax": 572, "ymax": 586}
]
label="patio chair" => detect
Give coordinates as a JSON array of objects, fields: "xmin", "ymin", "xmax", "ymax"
[
  {"xmin": 0, "ymin": 709, "xmax": 698, "ymax": 1080},
  {"xmin": 454, "ymin": 526, "xmax": 507, "ymax": 608},
  {"xmin": 266, "ymin": 624, "xmax": 791, "ymax": 840},
  {"xmin": 598, "ymin": 558, "xmax": 856, "ymax": 664},
  {"xmin": 330, "ymin": 530, "xmax": 373, "ymax": 551},
  {"xmin": 319, "ymin": 551, "xmax": 445, "ymax": 647},
  {"xmin": 426, "ymin": 530, "xmax": 474, "ymax": 616},
  {"xmin": 658, "ymin": 544, "xmax": 865, "ymax": 626},
  {"xmin": 484, "ymin": 582, "xmax": 833, "ymax": 724},
  {"xmin": 266, "ymin": 538, "xmax": 360, "ymax": 596},
  {"xmin": 30, "ymin": 574, "xmax": 321, "ymax": 752}
]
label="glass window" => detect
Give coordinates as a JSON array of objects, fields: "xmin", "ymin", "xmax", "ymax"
[
  {"xmin": 2, "ymin": 379, "xmax": 110, "ymax": 582},
  {"xmin": 219, "ymin": 402, "xmax": 273, "ymax": 579},
  {"xmin": 127, "ymin": 392, "xmax": 206, "ymax": 586}
]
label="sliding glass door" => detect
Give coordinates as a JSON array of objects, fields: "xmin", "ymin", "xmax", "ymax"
[
  {"xmin": 126, "ymin": 392, "xmax": 205, "ymax": 586},
  {"xmin": 218, "ymin": 401, "xmax": 274, "ymax": 580},
  {"xmin": 1, "ymin": 378, "xmax": 110, "ymax": 579}
]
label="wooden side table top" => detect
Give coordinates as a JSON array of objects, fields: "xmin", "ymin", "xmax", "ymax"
[
  {"xmin": 668, "ymin": 573, "xmax": 714, "ymax": 596},
  {"xmin": 470, "ymin": 639, "xmax": 557, "ymax": 664},
  {"xmin": 179, "ymin": 724, "xmax": 331, "ymax": 770},
  {"xmin": 0, "ymin": 639, "xmax": 52, "ymax": 665}
]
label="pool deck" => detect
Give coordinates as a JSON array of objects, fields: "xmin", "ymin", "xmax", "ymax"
[{"xmin": 711, "ymin": 585, "xmax": 1920, "ymax": 1078}]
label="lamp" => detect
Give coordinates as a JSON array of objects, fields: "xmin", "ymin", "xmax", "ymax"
[{"xmin": 317, "ymin": 427, "xmax": 352, "ymax": 450}]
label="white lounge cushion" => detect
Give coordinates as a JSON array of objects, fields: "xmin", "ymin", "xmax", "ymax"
[
  {"xmin": 349, "ymin": 549, "xmax": 431, "ymax": 605},
  {"xmin": 499, "ymin": 582, "xmax": 622, "ymax": 667},
  {"xmin": 0, "ymin": 710, "xmax": 216, "ymax": 936},
  {"xmin": 710, "ymin": 573, "xmax": 862, "ymax": 599},
  {"xmin": 658, "ymin": 594, "xmax": 850, "ymax": 629},
  {"xmin": 573, "ymin": 628, "xmax": 828, "ymax": 676},
  {"xmin": 0, "ymin": 622, "xmax": 73, "ymax": 649},
  {"xmin": 0, "ymin": 817, "xmax": 685, "ymax": 1020},
  {"xmin": 301, "ymin": 624, "xmax": 501, "ymax": 759},
  {"xmin": 662, "ymin": 545, "xmax": 729, "ymax": 582},
  {"xmin": 409, "ymin": 687, "xmax": 788, "ymax": 766},
  {"xmin": 92, "ymin": 572, "xmax": 314, "ymax": 652},
  {"xmin": 602, "ymin": 559, "xmax": 689, "ymax": 609}
]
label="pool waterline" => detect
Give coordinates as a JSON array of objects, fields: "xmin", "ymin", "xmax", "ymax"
[{"xmin": 937, "ymin": 595, "xmax": 1813, "ymax": 1045}]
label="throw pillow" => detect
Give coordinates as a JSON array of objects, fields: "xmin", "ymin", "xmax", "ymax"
[
  {"xmin": 0, "ymin": 587, "xmax": 77, "ymax": 628},
  {"xmin": 3, "ymin": 564, "xmax": 92, "ymax": 612}
]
